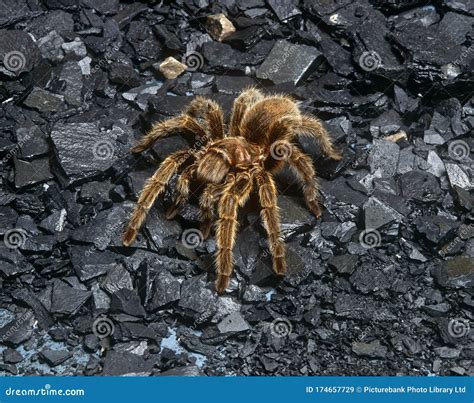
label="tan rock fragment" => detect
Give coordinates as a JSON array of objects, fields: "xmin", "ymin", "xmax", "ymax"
[
  {"xmin": 385, "ymin": 130, "xmax": 408, "ymax": 142},
  {"xmin": 159, "ymin": 57, "xmax": 187, "ymax": 79},
  {"xmin": 206, "ymin": 13, "xmax": 236, "ymax": 42}
]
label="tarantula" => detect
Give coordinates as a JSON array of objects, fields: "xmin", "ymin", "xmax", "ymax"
[{"xmin": 122, "ymin": 88, "xmax": 341, "ymax": 293}]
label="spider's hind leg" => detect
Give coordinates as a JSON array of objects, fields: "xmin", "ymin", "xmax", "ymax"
[{"xmin": 255, "ymin": 170, "xmax": 286, "ymax": 276}]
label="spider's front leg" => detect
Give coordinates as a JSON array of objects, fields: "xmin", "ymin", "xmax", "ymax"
[
  {"xmin": 122, "ymin": 150, "xmax": 191, "ymax": 246},
  {"xmin": 255, "ymin": 170, "xmax": 286, "ymax": 276},
  {"xmin": 130, "ymin": 115, "xmax": 207, "ymax": 154},
  {"xmin": 215, "ymin": 171, "xmax": 253, "ymax": 293}
]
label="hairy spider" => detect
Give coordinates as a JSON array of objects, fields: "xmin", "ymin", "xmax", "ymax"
[{"xmin": 122, "ymin": 88, "xmax": 341, "ymax": 293}]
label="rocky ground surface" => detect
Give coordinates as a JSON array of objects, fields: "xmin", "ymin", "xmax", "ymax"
[{"xmin": 0, "ymin": 0, "xmax": 473, "ymax": 376}]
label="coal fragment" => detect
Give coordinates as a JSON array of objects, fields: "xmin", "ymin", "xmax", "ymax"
[
  {"xmin": 352, "ymin": 340, "xmax": 387, "ymax": 358},
  {"xmin": 399, "ymin": 171, "xmax": 442, "ymax": 202},
  {"xmin": 24, "ymin": 88, "xmax": 64, "ymax": 113},
  {"xmin": 256, "ymin": 40, "xmax": 323, "ymax": 85},
  {"xmin": 110, "ymin": 289, "xmax": 146, "ymax": 317},
  {"xmin": 0, "ymin": 30, "xmax": 41, "ymax": 77},
  {"xmin": 328, "ymin": 254, "xmax": 358, "ymax": 274},
  {"xmin": 51, "ymin": 279, "xmax": 91, "ymax": 316},
  {"xmin": 102, "ymin": 351, "xmax": 154, "ymax": 376},
  {"xmin": 51, "ymin": 123, "xmax": 121, "ymax": 180},
  {"xmin": 39, "ymin": 348, "xmax": 72, "ymax": 366}
]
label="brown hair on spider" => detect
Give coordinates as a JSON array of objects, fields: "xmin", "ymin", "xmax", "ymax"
[{"xmin": 122, "ymin": 88, "xmax": 342, "ymax": 294}]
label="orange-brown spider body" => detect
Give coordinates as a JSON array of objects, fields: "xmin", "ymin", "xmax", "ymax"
[{"xmin": 123, "ymin": 89, "xmax": 341, "ymax": 293}]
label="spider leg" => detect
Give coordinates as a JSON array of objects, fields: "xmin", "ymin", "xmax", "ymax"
[
  {"xmin": 131, "ymin": 115, "xmax": 208, "ymax": 154},
  {"xmin": 255, "ymin": 169, "xmax": 286, "ymax": 276},
  {"xmin": 199, "ymin": 182, "xmax": 226, "ymax": 240},
  {"xmin": 165, "ymin": 163, "xmax": 196, "ymax": 219},
  {"xmin": 122, "ymin": 150, "xmax": 191, "ymax": 246},
  {"xmin": 286, "ymin": 145, "xmax": 323, "ymax": 218},
  {"xmin": 297, "ymin": 114, "xmax": 342, "ymax": 160},
  {"xmin": 215, "ymin": 171, "xmax": 254, "ymax": 293},
  {"xmin": 185, "ymin": 97, "xmax": 225, "ymax": 139},
  {"xmin": 229, "ymin": 87, "xmax": 264, "ymax": 137}
]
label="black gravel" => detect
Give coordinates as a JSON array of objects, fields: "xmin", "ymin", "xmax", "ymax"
[{"xmin": 0, "ymin": 0, "xmax": 473, "ymax": 377}]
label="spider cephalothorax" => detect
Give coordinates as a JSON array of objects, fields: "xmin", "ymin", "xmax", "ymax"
[{"xmin": 123, "ymin": 88, "xmax": 341, "ymax": 293}]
